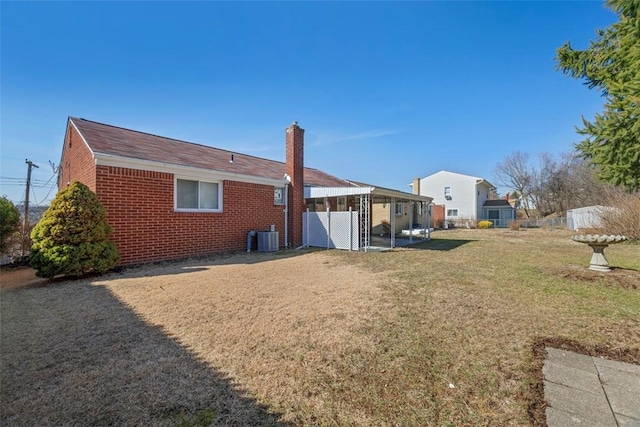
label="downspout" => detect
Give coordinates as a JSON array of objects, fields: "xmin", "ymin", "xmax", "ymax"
[{"xmin": 284, "ymin": 183, "xmax": 289, "ymax": 248}]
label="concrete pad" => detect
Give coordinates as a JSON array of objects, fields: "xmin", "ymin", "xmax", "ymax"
[
  {"xmin": 546, "ymin": 407, "xmax": 604, "ymax": 427},
  {"xmin": 546, "ymin": 347, "xmax": 597, "ymax": 373},
  {"xmin": 543, "ymin": 360, "xmax": 602, "ymax": 394},
  {"xmin": 544, "ymin": 381, "xmax": 617, "ymax": 426},
  {"xmin": 593, "ymin": 357, "xmax": 640, "ymax": 375},
  {"xmin": 604, "ymin": 385, "xmax": 640, "ymax": 420},
  {"xmin": 596, "ymin": 364, "xmax": 640, "ymax": 393},
  {"xmin": 615, "ymin": 413, "xmax": 640, "ymax": 427},
  {"xmin": 543, "ymin": 348, "xmax": 640, "ymax": 427}
]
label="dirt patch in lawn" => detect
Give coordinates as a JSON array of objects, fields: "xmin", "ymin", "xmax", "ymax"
[
  {"xmin": 0, "ymin": 267, "xmax": 47, "ymax": 290},
  {"xmin": 546, "ymin": 264, "xmax": 640, "ymax": 289}
]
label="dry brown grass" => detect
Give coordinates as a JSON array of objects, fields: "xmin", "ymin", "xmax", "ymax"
[{"xmin": 1, "ymin": 229, "xmax": 639, "ymax": 426}]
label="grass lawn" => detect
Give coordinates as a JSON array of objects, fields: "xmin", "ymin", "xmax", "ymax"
[{"xmin": 1, "ymin": 228, "xmax": 639, "ymax": 426}]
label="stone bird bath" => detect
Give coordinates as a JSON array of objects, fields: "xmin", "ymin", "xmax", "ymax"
[{"xmin": 571, "ymin": 234, "xmax": 628, "ymax": 272}]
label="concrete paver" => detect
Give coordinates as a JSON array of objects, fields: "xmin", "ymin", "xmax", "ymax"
[
  {"xmin": 546, "ymin": 347, "xmax": 595, "ymax": 372},
  {"xmin": 617, "ymin": 413, "xmax": 640, "ymax": 427},
  {"xmin": 597, "ymin": 365, "xmax": 640, "ymax": 394},
  {"xmin": 544, "ymin": 381, "xmax": 618, "ymax": 426},
  {"xmin": 546, "ymin": 407, "xmax": 607, "ymax": 427},
  {"xmin": 593, "ymin": 356, "xmax": 640, "ymax": 375},
  {"xmin": 544, "ymin": 347, "xmax": 640, "ymax": 427},
  {"xmin": 604, "ymin": 385, "xmax": 640, "ymax": 421},
  {"xmin": 542, "ymin": 360, "xmax": 602, "ymax": 393}
]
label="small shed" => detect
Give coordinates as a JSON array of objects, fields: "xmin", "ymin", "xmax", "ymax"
[
  {"xmin": 481, "ymin": 199, "xmax": 516, "ymax": 228},
  {"xmin": 566, "ymin": 205, "xmax": 607, "ymax": 231}
]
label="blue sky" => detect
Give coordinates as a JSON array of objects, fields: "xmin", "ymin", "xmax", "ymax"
[{"xmin": 1, "ymin": 1, "xmax": 616, "ymax": 205}]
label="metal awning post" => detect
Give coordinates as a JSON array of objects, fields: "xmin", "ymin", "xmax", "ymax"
[
  {"xmin": 427, "ymin": 203, "xmax": 433, "ymax": 240},
  {"xmin": 359, "ymin": 194, "xmax": 370, "ymax": 252},
  {"xmin": 408, "ymin": 201, "xmax": 413, "ymax": 243},
  {"xmin": 390, "ymin": 197, "xmax": 396, "ymax": 248}
]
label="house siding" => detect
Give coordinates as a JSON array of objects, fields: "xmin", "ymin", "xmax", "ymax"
[
  {"xmin": 476, "ymin": 184, "xmax": 491, "ymax": 219},
  {"xmin": 419, "ymin": 171, "xmax": 479, "ymax": 223},
  {"xmin": 95, "ymin": 165, "xmax": 285, "ymax": 265},
  {"xmin": 371, "ymin": 201, "xmax": 411, "ymax": 235}
]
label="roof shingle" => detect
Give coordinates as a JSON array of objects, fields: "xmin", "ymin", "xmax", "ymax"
[
  {"xmin": 483, "ymin": 199, "xmax": 513, "ymax": 208},
  {"xmin": 70, "ymin": 117, "xmax": 350, "ymax": 187}
]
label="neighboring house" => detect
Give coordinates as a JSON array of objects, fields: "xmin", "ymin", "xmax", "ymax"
[
  {"xmin": 371, "ymin": 199, "xmax": 411, "ymax": 235},
  {"xmin": 58, "ymin": 117, "xmax": 430, "ymax": 265},
  {"xmin": 412, "ymin": 170, "xmax": 515, "ymax": 227}
]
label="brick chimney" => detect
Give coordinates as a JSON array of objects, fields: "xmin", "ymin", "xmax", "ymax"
[
  {"xmin": 286, "ymin": 121, "xmax": 304, "ymax": 247},
  {"xmin": 412, "ymin": 177, "xmax": 421, "ymax": 195}
]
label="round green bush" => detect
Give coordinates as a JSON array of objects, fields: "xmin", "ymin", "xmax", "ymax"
[
  {"xmin": 0, "ymin": 196, "xmax": 21, "ymax": 253},
  {"xmin": 30, "ymin": 181, "xmax": 120, "ymax": 278}
]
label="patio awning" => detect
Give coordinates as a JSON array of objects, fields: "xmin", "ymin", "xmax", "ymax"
[{"xmin": 305, "ymin": 184, "xmax": 433, "ymax": 203}]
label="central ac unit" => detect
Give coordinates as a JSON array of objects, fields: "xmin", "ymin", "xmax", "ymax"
[{"xmin": 257, "ymin": 231, "xmax": 279, "ymax": 252}]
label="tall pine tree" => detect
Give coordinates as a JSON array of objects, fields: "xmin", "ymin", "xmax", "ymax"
[{"xmin": 556, "ymin": 0, "xmax": 640, "ymax": 191}]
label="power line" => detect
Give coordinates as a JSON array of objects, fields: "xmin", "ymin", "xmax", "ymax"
[
  {"xmin": 39, "ymin": 183, "xmax": 57, "ymax": 204},
  {"xmin": 31, "ymin": 183, "xmax": 40, "ymax": 206}
]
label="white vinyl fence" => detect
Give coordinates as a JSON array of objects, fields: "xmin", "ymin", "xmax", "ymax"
[{"xmin": 303, "ymin": 209, "xmax": 359, "ymax": 250}]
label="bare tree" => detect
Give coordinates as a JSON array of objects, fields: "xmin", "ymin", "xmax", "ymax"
[
  {"xmin": 495, "ymin": 151, "xmax": 609, "ymax": 218},
  {"xmin": 493, "ymin": 151, "xmax": 535, "ymax": 218},
  {"xmin": 534, "ymin": 153, "xmax": 608, "ymax": 216},
  {"xmin": 533, "ymin": 153, "xmax": 567, "ymax": 216}
]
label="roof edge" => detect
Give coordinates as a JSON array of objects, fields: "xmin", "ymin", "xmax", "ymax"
[{"xmin": 95, "ymin": 153, "xmax": 288, "ymax": 186}]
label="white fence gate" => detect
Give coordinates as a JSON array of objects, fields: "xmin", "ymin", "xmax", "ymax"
[{"xmin": 303, "ymin": 209, "xmax": 360, "ymax": 250}]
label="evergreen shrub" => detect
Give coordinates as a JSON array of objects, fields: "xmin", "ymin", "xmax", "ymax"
[
  {"xmin": 0, "ymin": 196, "xmax": 21, "ymax": 253},
  {"xmin": 30, "ymin": 182, "xmax": 120, "ymax": 278}
]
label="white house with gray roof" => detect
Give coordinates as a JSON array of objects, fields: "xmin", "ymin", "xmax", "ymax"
[{"xmin": 412, "ymin": 170, "xmax": 515, "ymax": 227}]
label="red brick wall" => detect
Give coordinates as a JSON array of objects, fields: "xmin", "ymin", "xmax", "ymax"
[
  {"xmin": 95, "ymin": 165, "xmax": 286, "ymax": 265},
  {"xmin": 58, "ymin": 122, "xmax": 96, "ymax": 192}
]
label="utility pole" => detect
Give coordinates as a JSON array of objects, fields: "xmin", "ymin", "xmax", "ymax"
[{"xmin": 23, "ymin": 159, "xmax": 39, "ymax": 256}]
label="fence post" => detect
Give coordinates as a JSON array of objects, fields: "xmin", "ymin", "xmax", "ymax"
[
  {"xmin": 348, "ymin": 207, "xmax": 353, "ymax": 251},
  {"xmin": 326, "ymin": 208, "xmax": 331, "ymax": 249},
  {"xmin": 305, "ymin": 208, "xmax": 310, "ymax": 248}
]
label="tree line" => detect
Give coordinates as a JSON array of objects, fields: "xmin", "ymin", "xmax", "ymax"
[{"xmin": 493, "ymin": 151, "xmax": 612, "ymax": 218}]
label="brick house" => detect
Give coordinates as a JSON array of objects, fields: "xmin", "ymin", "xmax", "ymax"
[{"xmin": 58, "ymin": 117, "xmax": 350, "ymax": 265}]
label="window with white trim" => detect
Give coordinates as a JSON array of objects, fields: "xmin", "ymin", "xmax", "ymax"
[
  {"xmin": 176, "ymin": 179, "xmax": 221, "ymax": 211},
  {"xmin": 337, "ymin": 196, "xmax": 346, "ymax": 211},
  {"xmin": 395, "ymin": 202, "xmax": 403, "ymax": 216},
  {"xmin": 447, "ymin": 209, "xmax": 459, "ymax": 217}
]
